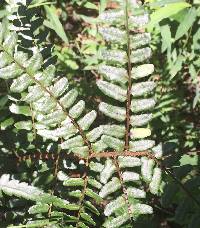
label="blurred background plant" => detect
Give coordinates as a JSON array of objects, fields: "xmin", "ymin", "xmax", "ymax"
[{"xmin": 0, "ymin": 0, "xmax": 199, "ymax": 227}]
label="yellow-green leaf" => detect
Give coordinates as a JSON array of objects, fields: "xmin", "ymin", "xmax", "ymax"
[{"xmin": 148, "ymin": 2, "xmax": 191, "ymax": 30}]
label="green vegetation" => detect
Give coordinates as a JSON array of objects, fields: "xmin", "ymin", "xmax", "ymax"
[{"xmin": 0, "ymin": 0, "xmax": 199, "ymax": 227}]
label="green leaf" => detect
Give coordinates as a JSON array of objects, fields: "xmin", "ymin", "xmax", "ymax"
[
  {"xmin": 175, "ymin": 8, "xmax": 197, "ymax": 40},
  {"xmin": 9, "ymin": 103, "xmax": 31, "ymax": 116},
  {"xmin": 44, "ymin": 5, "xmax": 69, "ymax": 43},
  {"xmin": 80, "ymin": 212, "xmax": 96, "ymax": 226},
  {"xmin": 193, "ymin": 28, "xmax": 200, "ymax": 50},
  {"xmin": 84, "ymin": 2, "xmax": 98, "ymax": 10},
  {"xmin": 84, "ymin": 201, "xmax": 100, "ymax": 216},
  {"xmin": 85, "ymin": 188, "xmax": 102, "ymax": 202},
  {"xmin": 28, "ymin": 203, "xmax": 49, "ymax": 214},
  {"xmin": 160, "ymin": 25, "xmax": 171, "ymax": 52},
  {"xmin": 1, "ymin": 117, "xmax": 14, "ymax": 130},
  {"xmin": 148, "ymin": 2, "xmax": 191, "ymax": 30},
  {"xmin": 97, "ymin": 80, "xmax": 127, "ymax": 102},
  {"xmin": 180, "ymin": 154, "xmax": 198, "ymax": 166},
  {"xmin": 150, "ymin": 0, "xmax": 185, "ymax": 8},
  {"xmin": 99, "ymin": 102, "xmax": 126, "ymax": 122},
  {"xmin": 29, "ymin": 1, "xmax": 56, "ymax": 8},
  {"xmin": 63, "ymin": 178, "xmax": 84, "ymax": 187},
  {"xmin": 14, "ymin": 121, "xmax": 32, "ymax": 131},
  {"xmin": 170, "ymin": 55, "xmax": 184, "ymax": 78},
  {"xmin": 0, "ymin": 174, "xmax": 43, "ymax": 201}
]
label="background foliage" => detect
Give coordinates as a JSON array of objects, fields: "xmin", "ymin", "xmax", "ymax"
[{"xmin": 0, "ymin": 0, "xmax": 200, "ymax": 227}]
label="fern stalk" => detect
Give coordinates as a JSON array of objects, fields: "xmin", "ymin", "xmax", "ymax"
[
  {"xmin": 125, "ymin": 0, "xmax": 133, "ymax": 151},
  {"xmin": 113, "ymin": 158, "xmax": 134, "ymax": 224}
]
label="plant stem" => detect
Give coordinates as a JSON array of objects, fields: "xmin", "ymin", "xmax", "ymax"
[{"xmin": 125, "ymin": 0, "xmax": 132, "ymax": 151}]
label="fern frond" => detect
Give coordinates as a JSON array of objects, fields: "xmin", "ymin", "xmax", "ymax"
[
  {"xmin": 0, "ymin": 13, "xmax": 102, "ymax": 227},
  {"xmin": 0, "ymin": 19, "xmax": 100, "ymax": 155},
  {"xmin": 96, "ymin": 1, "xmax": 163, "ymax": 226}
]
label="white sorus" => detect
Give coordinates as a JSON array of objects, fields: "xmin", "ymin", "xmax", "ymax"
[
  {"xmin": 149, "ymin": 168, "xmax": 162, "ymax": 194},
  {"xmin": 97, "ymin": 80, "xmax": 127, "ymax": 102},
  {"xmin": 99, "ymin": 102, "xmax": 126, "ymax": 122},
  {"xmin": 24, "ymin": 52, "xmax": 43, "ymax": 73},
  {"xmin": 100, "ymin": 159, "xmax": 116, "ymax": 184},
  {"xmin": 37, "ymin": 129, "xmax": 59, "ymax": 141},
  {"xmin": 131, "ymin": 47, "xmax": 152, "ymax": 64},
  {"xmin": 99, "ymin": 27, "xmax": 126, "ymax": 43},
  {"xmin": 99, "ymin": 49, "xmax": 127, "ymax": 64},
  {"xmin": 130, "ymin": 33, "xmax": 151, "ymax": 50},
  {"xmin": 131, "ymin": 64, "xmax": 154, "ymax": 79},
  {"xmin": 118, "ymin": 156, "xmax": 141, "ymax": 168},
  {"xmin": 23, "ymin": 85, "xmax": 44, "ymax": 103},
  {"xmin": 61, "ymin": 117, "xmax": 72, "ymax": 126},
  {"xmin": 60, "ymin": 135, "xmax": 84, "ymax": 150},
  {"xmin": 130, "ymin": 203, "xmax": 153, "ymax": 215},
  {"xmin": 98, "ymin": 65, "xmax": 128, "ymax": 84},
  {"xmin": 36, "ymin": 65, "xmax": 55, "ymax": 86},
  {"xmin": 129, "ymin": 13, "xmax": 149, "ymax": 28},
  {"xmin": 78, "ymin": 110, "xmax": 97, "ymax": 130},
  {"xmin": 104, "ymin": 214, "xmax": 129, "ymax": 228},
  {"xmin": 0, "ymin": 63, "xmax": 23, "ymax": 79},
  {"xmin": 33, "ymin": 96, "xmax": 56, "ymax": 114},
  {"xmin": 70, "ymin": 146, "xmax": 89, "ymax": 158},
  {"xmin": 28, "ymin": 203, "xmax": 49, "ymax": 214},
  {"xmin": 38, "ymin": 110, "xmax": 66, "ymax": 126},
  {"xmin": 101, "ymin": 135, "xmax": 124, "ymax": 151},
  {"xmin": 129, "ymin": 140, "xmax": 155, "ymax": 151},
  {"xmin": 14, "ymin": 121, "xmax": 32, "ymax": 131},
  {"xmin": 57, "ymin": 171, "xmax": 69, "ymax": 181},
  {"xmin": 92, "ymin": 140, "xmax": 108, "ymax": 152},
  {"xmin": 152, "ymin": 143, "xmax": 163, "ymax": 159},
  {"xmin": 99, "ymin": 177, "xmax": 121, "ymax": 198},
  {"xmin": 57, "ymin": 124, "xmax": 77, "ymax": 138},
  {"xmin": 60, "ymin": 89, "xmax": 78, "ymax": 109},
  {"xmin": 99, "ymin": 9, "xmax": 124, "ymax": 24},
  {"xmin": 86, "ymin": 126, "xmax": 104, "ymax": 142},
  {"xmin": 127, "ymin": 187, "xmax": 146, "ymax": 198},
  {"xmin": 10, "ymin": 74, "xmax": 33, "ymax": 93},
  {"xmin": 131, "ymin": 81, "xmax": 156, "ymax": 97},
  {"xmin": 39, "ymin": 110, "xmax": 66, "ymax": 126},
  {"xmin": 130, "ymin": 113, "xmax": 153, "ymax": 126},
  {"xmin": 130, "ymin": 128, "xmax": 151, "ymax": 139},
  {"xmin": 102, "ymin": 124, "xmax": 125, "ymax": 139},
  {"xmin": 3, "ymin": 32, "xmax": 18, "ymax": 52},
  {"xmin": 141, "ymin": 157, "xmax": 155, "ymax": 183},
  {"xmin": 0, "ymin": 52, "xmax": 12, "ymax": 68},
  {"xmin": 104, "ymin": 196, "xmax": 125, "ymax": 216},
  {"xmin": 69, "ymin": 100, "xmax": 85, "ymax": 119},
  {"xmin": 50, "ymin": 77, "xmax": 68, "ymax": 98},
  {"xmin": 122, "ymin": 171, "xmax": 140, "ymax": 182},
  {"xmin": 89, "ymin": 162, "xmax": 104, "ymax": 173},
  {"xmin": 131, "ymin": 98, "xmax": 156, "ymax": 113}
]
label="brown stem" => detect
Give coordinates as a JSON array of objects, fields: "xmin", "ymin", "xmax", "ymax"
[
  {"xmin": 48, "ymin": 137, "xmax": 62, "ymax": 218},
  {"xmin": 113, "ymin": 158, "xmax": 134, "ymax": 224},
  {"xmin": 124, "ymin": 0, "xmax": 132, "ymax": 151},
  {"xmin": 75, "ymin": 157, "xmax": 90, "ymax": 228},
  {"xmin": 14, "ymin": 150, "xmax": 200, "ymax": 208}
]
